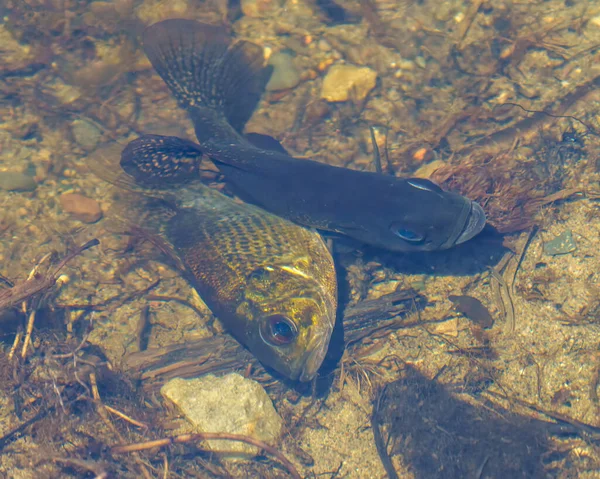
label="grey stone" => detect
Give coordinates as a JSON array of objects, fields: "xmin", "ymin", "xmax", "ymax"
[
  {"xmin": 161, "ymin": 373, "xmax": 283, "ymax": 457},
  {"xmin": 544, "ymin": 230, "xmax": 577, "ymax": 256},
  {"xmin": 71, "ymin": 119, "xmax": 102, "ymax": 151},
  {"xmin": 266, "ymin": 52, "xmax": 300, "ymax": 91},
  {"xmin": 0, "ymin": 171, "xmax": 37, "ymax": 191}
]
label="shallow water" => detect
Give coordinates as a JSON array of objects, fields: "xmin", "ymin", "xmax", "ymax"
[{"xmin": 1, "ymin": 0, "xmax": 600, "ymax": 477}]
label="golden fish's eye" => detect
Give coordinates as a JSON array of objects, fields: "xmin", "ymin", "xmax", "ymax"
[{"xmin": 259, "ymin": 314, "xmax": 298, "ymax": 346}]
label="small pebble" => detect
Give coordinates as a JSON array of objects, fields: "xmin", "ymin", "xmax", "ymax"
[
  {"xmin": 414, "ymin": 56, "xmax": 427, "ymax": 69},
  {"xmin": 432, "ymin": 317, "xmax": 459, "ymax": 337},
  {"xmin": 321, "ymin": 63, "xmax": 377, "ymax": 102},
  {"xmin": 161, "ymin": 374, "xmax": 283, "ymax": 457},
  {"xmin": 71, "ymin": 119, "xmax": 102, "ymax": 151},
  {"xmin": 0, "ymin": 171, "xmax": 37, "ymax": 191},
  {"xmin": 241, "ymin": 0, "xmax": 281, "ymax": 17},
  {"xmin": 412, "ymin": 147, "xmax": 432, "ymax": 163},
  {"xmin": 59, "ymin": 192, "xmax": 103, "ymax": 223},
  {"xmin": 266, "ymin": 52, "xmax": 301, "ymax": 91},
  {"xmin": 317, "ymin": 39, "xmax": 331, "ymax": 51}
]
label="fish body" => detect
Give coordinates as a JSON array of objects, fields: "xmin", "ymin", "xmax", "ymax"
[
  {"xmin": 132, "ymin": 183, "xmax": 338, "ymax": 382},
  {"xmin": 122, "ymin": 19, "xmax": 486, "ymax": 252}
]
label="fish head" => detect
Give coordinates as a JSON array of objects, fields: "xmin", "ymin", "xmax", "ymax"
[
  {"xmin": 376, "ymin": 179, "xmax": 487, "ymax": 252},
  {"xmin": 240, "ymin": 265, "xmax": 336, "ymax": 382}
]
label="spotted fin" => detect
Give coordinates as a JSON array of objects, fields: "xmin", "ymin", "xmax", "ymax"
[{"xmin": 120, "ymin": 134, "xmax": 203, "ymax": 187}]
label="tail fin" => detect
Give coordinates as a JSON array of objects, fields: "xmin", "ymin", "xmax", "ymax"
[{"xmin": 142, "ymin": 19, "xmax": 271, "ymax": 134}]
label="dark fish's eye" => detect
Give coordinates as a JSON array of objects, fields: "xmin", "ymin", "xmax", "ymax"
[
  {"xmin": 391, "ymin": 226, "xmax": 424, "ymax": 242},
  {"xmin": 260, "ymin": 315, "xmax": 298, "ymax": 346}
]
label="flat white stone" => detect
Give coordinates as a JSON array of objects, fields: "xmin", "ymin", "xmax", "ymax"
[{"xmin": 161, "ymin": 373, "xmax": 283, "ymax": 457}]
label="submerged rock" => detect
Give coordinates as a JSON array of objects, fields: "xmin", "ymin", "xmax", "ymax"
[
  {"xmin": 71, "ymin": 119, "xmax": 102, "ymax": 151},
  {"xmin": 321, "ymin": 63, "xmax": 377, "ymax": 102},
  {"xmin": 0, "ymin": 171, "xmax": 37, "ymax": 192},
  {"xmin": 59, "ymin": 192, "xmax": 103, "ymax": 223},
  {"xmin": 241, "ymin": 0, "xmax": 281, "ymax": 17},
  {"xmin": 161, "ymin": 373, "xmax": 283, "ymax": 457},
  {"xmin": 543, "ymin": 229, "xmax": 577, "ymax": 256},
  {"xmin": 266, "ymin": 52, "xmax": 301, "ymax": 91}
]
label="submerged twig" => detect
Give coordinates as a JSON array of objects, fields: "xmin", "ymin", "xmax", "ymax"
[
  {"xmin": 134, "ymin": 305, "xmax": 151, "ymax": 352},
  {"xmin": 489, "ymin": 252, "xmax": 516, "ymax": 334},
  {"xmin": 0, "ymin": 239, "xmax": 99, "ymax": 312},
  {"xmin": 112, "ymin": 432, "xmax": 301, "ymax": 479},
  {"xmin": 511, "ymin": 226, "xmax": 538, "ymax": 296},
  {"xmin": 460, "ymin": 74, "xmax": 600, "ymax": 155},
  {"xmin": 0, "ymin": 406, "xmax": 50, "ymax": 451},
  {"xmin": 369, "ymin": 126, "xmax": 382, "ymax": 174},
  {"xmin": 104, "ymin": 405, "xmax": 148, "ymax": 429},
  {"xmin": 486, "ymin": 389, "xmax": 600, "ymax": 438},
  {"xmin": 455, "ymin": 0, "xmax": 484, "ymax": 50}
]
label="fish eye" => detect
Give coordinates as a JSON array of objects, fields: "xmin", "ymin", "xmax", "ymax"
[
  {"xmin": 390, "ymin": 225, "xmax": 425, "ymax": 243},
  {"xmin": 248, "ymin": 267, "xmax": 272, "ymax": 281},
  {"xmin": 259, "ymin": 314, "xmax": 298, "ymax": 346}
]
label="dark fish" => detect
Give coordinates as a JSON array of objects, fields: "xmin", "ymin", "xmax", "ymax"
[
  {"xmin": 122, "ymin": 19, "xmax": 486, "ymax": 253},
  {"xmin": 103, "ymin": 168, "xmax": 337, "ymax": 382}
]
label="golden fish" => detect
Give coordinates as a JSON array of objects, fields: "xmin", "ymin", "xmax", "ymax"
[{"xmin": 115, "ymin": 174, "xmax": 338, "ymax": 382}]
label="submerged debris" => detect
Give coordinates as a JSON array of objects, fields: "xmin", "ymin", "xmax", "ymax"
[
  {"xmin": 112, "ymin": 430, "xmax": 302, "ymax": 479},
  {"xmin": 0, "ymin": 239, "xmax": 99, "ymax": 314}
]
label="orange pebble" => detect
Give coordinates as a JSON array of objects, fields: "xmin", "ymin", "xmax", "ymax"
[
  {"xmin": 412, "ymin": 147, "xmax": 430, "ymax": 162},
  {"xmin": 301, "ymin": 69, "xmax": 318, "ymax": 80},
  {"xmin": 499, "ymin": 44, "xmax": 515, "ymax": 60},
  {"xmin": 317, "ymin": 58, "xmax": 334, "ymax": 72}
]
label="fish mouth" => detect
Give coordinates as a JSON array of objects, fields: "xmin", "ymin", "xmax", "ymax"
[
  {"xmin": 297, "ymin": 327, "xmax": 333, "ymax": 382},
  {"xmin": 455, "ymin": 201, "xmax": 486, "ymax": 245}
]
